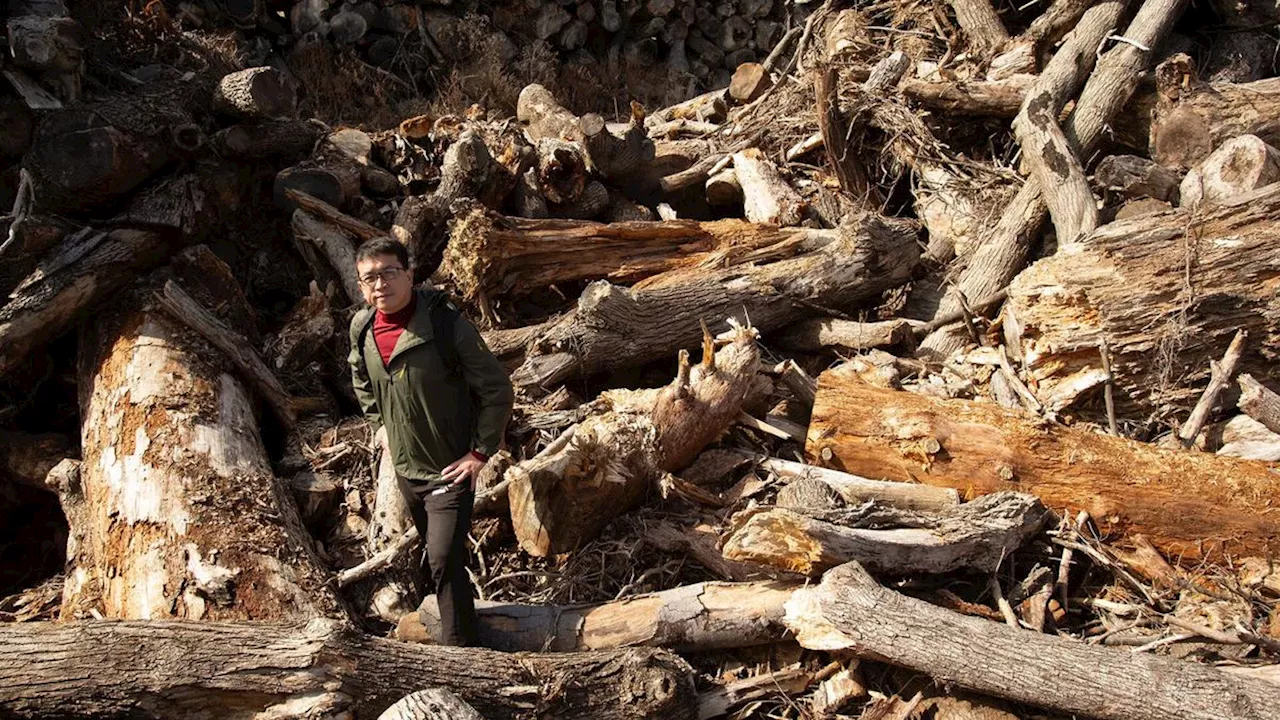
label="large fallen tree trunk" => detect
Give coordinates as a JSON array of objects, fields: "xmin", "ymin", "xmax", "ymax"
[
  {"xmin": 511, "ymin": 212, "xmax": 919, "ymax": 389},
  {"xmin": 1150, "ymin": 55, "xmax": 1280, "ymax": 169},
  {"xmin": 443, "ymin": 211, "xmax": 825, "ymax": 304},
  {"xmin": 721, "ymin": 492, "xmax": 1047, "ymax": 577},
  {"xmin": 805, "ymin": 366, "xmax": 1280, "ymax": 560},
  {"xmin": 784, "ymin": 562, "xmax": 1280, "ymax": 720},
  {"xmin": 398, "ymin": 580, "xmax": 797, "ymax": 652},
  {"xmin": 1005, "ymin": 182, "xmax": 1280, "ymax": 420},
  {"xmin": 0, "ymin": 618, "xmax": 697, "ymax": 719},
  {"xmin": 62, "ymin": 247, "xmax": 339, "ymax": 620},
  {"xmin": 508, "ymin": 323, "xmax": 759, "ymax": 555}
]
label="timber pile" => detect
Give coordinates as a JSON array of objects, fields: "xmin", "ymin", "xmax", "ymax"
[{"xmin": 3, "ymin": 0, "xmax": 1280, "ymax": 717}]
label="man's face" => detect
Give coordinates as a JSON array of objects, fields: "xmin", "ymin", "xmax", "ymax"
[{"xmin": 356, "ymin": 254, "xmax": 413, "ymax": 314}]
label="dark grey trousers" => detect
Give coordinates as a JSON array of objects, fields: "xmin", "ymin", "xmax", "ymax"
[{"xmin": 396, "ymin": 476, "xmax": 478, "ymax": 647}]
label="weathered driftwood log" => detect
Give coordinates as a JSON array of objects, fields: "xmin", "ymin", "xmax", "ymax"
[
  {"xmin": 805, "ymin": 368, "xmax": 1280, "ymax": 560},
  {"xmin": 1006, "ymin": 182, "xmax": 1280, "ymax": 419},
  {"xmin": 1238, "ymin": 374, "xmax": 1280, "ymax": 435},
  {"xmin": 919, "ymin": 0, "xmax": 1184, "ymax": 359},
  {"xmin": 1150, "ymin": 55, "xmax": 1280, "ymax": 169},
  {"xmin": 507, "ymin": 323, "xmax": 759, "ymax": 555},
  {"xmin": 733, "ymin": 148, "xmax": 805, "ymax": 225},
  {"xmin": 785, "ymin": 562, "xmax": 1280, "ymax": 720},
  {"xmin": 293, "ymin": 210, "xmax": 362, "ymax": 305},
  {"xmin": 212, "ymin": 66, "xmax": 296, "ymax": 120},
  {"xmin": 398, "ymin": 580, "xmax": 796, "ymax": 652},
  {"xmin": 1093, "ymin": 154, "xmax": 1182, "ymax": 202},
  {"xmin": 512, "ymin": 212, "xmax": 919, "ymax": 389},
  {"xmin": 1217, "ymin": 415, "xmax": 1280, "ymax": 461},
  {"xmin": 1179, "ymin": 134, "xmax": 1280, "ymax": 209},
  {"xmin": 0, "ymin": 619, "xmax": 697, "ymax": 719},
  {"xmin": 443, "ymin": 211, "xmax": 835, "ymax": 304},
  {"xmin": 900, "ymin": 75, "xmax": 1035, "ymax": 117},
  {"xmin": 728, "ymin": 452, "xmax": 959, "ymax": 511},
  {"xmin": 721, "ymin": 492, "xmax": 1047, "ymax": 576},
  {"xmin": 63, "ymin": 248, "xmax": 339, "ymax": 621},
  {"xmin": 378, "ymin": 689, "xmax": 485, "ymax": 720}
]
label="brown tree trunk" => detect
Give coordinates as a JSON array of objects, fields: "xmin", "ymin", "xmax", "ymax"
[
  {"xmin": 948, "ymin": 0, "xmax": 1009, "ymax": 54},
  {"xmin": 721, "ymin": 493, "xmax": 1047, "ymax": 577},
  {"xmin": 805, "ymin": 367, "xmax": 1280, "ymax": 560},
  {"xmin": 511, "ymin": 213, "xmax": 919, "ymax": 389},
  {"xmin": 398, "ymin": 580, "xmax": 796, "ymax": 652},
  {"xmin": 212, "ymin": 67, "xmax": 296, "ymax": 120},
  {"xmin": 0, "ymin": 619, "xmax": 697, "ymax": 720},
  {"xmin": 443, "ymin": 211, "xmax": 831, "ymax": 304},
  {"xmin": 508, "ymin": 325, "xmax": 759, "ymax": 556},
  {"xmin": 1006, "ymin": 182, "xmax": 1280, "ymax": 420},
  {"xmin": 62, "ymin": 247, "xmax": 340, "ymax": 621},
  {"xmin": 784, "ymin": 562, "xmax": 1280, "ymax": 720}
]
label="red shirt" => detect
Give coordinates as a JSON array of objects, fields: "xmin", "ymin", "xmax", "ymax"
[{"xmin": 372, "ymin": 295, "xmax": 416, "ymax": 367}]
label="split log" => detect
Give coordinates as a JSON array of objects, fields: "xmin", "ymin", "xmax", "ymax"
[
  {"xmin": 776, "ymin": 318, "xmax": 912, "ymax": 353},
  {"xmin": 784, "ymin": 561, "xmax": 1280, "ymax": 720},
  {"xmin": 805, "ymin": 368, "xmax": 1280, "ymax": 560},
  {"xmin": 507, "ymin": 323, "xmax": 759, "ymax": 555},
  {"xmin": 919, "ymin": 0, "xmax": 1182, "ymax": 359},
  {"xmin": 512, "ymin": 213, "xmax": 919, "ymax": 389},
  {"xmin": 1179, "ymin": 134, "xmax": 1280, "ymax": 209},
  {"xmin": 729, "ymin": 63, "xmax": 770, "ymax": 104},
  {"xmin": 274, "ymin": 159, "xmax": 361, "ymax": 213},
  {"xmin": 398, "ymin": 580, "xmax": 796, "ymax": 652},
  {"xmin": 212, "ymin": 67, "xmax": 296, "ymax": 120},
  {"xmin": 379, "ymin": 689, "xmax": 484, "ymax": 720},
  {"xmin": 1150, "ymin": 55, "xmax": 1280, "ymax": 169},
  {"xmin": 0, "ymin": 619, "xmax": 697, "ymax": 719},
  {"xmin": 1006, "ymin": 183, "xmax": 1280, "ymax": 419},
  {"xmin": 1093, "ymin": 154, "xmax": 1182, "ymax": 202},
  {"xmin": 721, "ymin": 492, "xmax": 1046, "ymax": 576},
  {"xmin": 443, "ymin": 211, "xmax": 834, "ymax": 304},
  {"xmin": 1239, "ymin": 374, "xmax": 1280, "ymax": 435},
  {"xmin": 729, "ymin": 452, "xmax": 959, "ymax": 511},
  {"xmin": 63, "ymin": 248, "xmax": 339, "ymax": 621}
]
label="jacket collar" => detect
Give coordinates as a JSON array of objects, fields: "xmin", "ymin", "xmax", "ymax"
[{"xmin": 386, "ymin": 288, "xmax": 437, "ymax": 365}]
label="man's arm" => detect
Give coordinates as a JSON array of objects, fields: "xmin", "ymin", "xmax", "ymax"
[
  {"xmin": 454, "ymin": 315, "xmax": 514, "ymax": 457},
  {"xmin": 347, "ymin": 313, "xmax": 382, "ymax": 433}
]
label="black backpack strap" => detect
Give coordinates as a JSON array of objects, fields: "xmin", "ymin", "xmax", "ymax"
[{"xmin": 430, "ymin": 298, "xmax": 461, "ymax": 377}]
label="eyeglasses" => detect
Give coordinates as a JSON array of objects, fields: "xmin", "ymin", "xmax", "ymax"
[{"xmin": 358, "ymin": 267, "xmax": 405, "ymax": 287}]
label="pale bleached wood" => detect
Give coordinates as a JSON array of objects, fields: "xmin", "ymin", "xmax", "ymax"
[
  {"xmin": 726, "ymin": 451, "xmax": 959, "ymax": 511},
  {"xmin": 377, "ymin": 689, "xmax": 485, "ymax": 720},
  {"xmin": 1238, "ymin": 373, "xmax": 1280, "ymax": 435}
]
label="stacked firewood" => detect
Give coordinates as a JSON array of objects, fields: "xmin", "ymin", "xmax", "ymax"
[{"xmin": 3, "ymin": 0, "xmax": 1280, "ymax": 717}]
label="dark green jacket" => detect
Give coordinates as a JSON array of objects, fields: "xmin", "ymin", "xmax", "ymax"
[{"xmin": 348, "ymin": 288, "xmax": 514, "ymax": 483}]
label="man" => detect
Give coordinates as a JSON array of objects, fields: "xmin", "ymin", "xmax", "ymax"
[{"xmin": 348, "ymin": 237, "xmax": 513, "ymax": 646}]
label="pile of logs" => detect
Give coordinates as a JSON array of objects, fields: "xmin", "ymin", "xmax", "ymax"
[{"xmin": 3, "ymin": 0, "xmax": 1280, "ymax": 717}]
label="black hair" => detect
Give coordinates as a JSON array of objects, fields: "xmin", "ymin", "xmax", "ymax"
[{"xmin": 355, "ymin": 237, "xmax": 411, "ymax": 269}]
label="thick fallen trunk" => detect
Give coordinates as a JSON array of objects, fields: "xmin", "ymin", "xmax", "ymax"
[
  {"xmin": 785, "ymin": 562, "xmax": 1280, "ymax": 720},
  {"xmin": 512, "ymin": 213, "xmax": 919, "ymax": 389},
  {"xmin": 508, "ymin": 324, "xmax": 759, "ymax": 556},
  {"xmin": 0, "ymin": 619, "xmax": 697, "ymax": 720},
  {"xmin": 900, "ymin": 75, "xmax": 1035, "ymax": 117},
  {"xmin": 776, "ymin": 318, "xmax": 912, "ymax": 353},
  {"xmin": 721, "ymin": 492, "xmax": 1047, "ymax": 577},
  {"xmin": 1150, "ymin": 56, "xmax": 1280, "ymax": 169},
  {"xmin": 211, "ymin": 118, "xmax": 322, "ymax": 162},
  {"xmin": 1006, "ymin": 182, "xmax": 1280, "ymax": 420},
  {"xmin": 398, "ymin": 580, "xmax": 796, "ymax": 652},
  {"xmin": 62, "ymin": 247, "xmax": 339, "ymax": 621},
  {"xmin": 805, "ymin": 368, "xmax": 1280, "ymax": 560},
  {"xmin": 443, "ymin": 211, "xmax": 826, "ymax": 304}
]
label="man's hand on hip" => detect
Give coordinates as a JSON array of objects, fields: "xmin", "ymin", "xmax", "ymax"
[{"xmin": 441, "ymin": 452, "xmax": 486, "ymax": 490}]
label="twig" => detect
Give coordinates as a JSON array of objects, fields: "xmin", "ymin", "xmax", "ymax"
[
  {"xmin": 916, "ymin": 288, "xmax": 1009, "ymax": 335},
  {"xmin": 1100, "ymin": 339, "xmax": 1118, "ymax": 436},
  {"xmin": 990, "ymin": 576, "xmax": 1020, "ymax": 629},
  {"xmin": 1178, "ymin": 329, "xmax": 1247, "ymax": 448},
  {"xmin": 335, "ymin": 527, "xmax": 420, "ymax": 587},
  {"xmin": 998, "ymin": 344, "xmax": 1043, "ymax": 414}
]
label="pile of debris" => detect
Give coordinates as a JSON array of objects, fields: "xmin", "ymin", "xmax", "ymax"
[{"xmin": 3, "ymin": 0, "xmax": 1280, "ymax": 717}]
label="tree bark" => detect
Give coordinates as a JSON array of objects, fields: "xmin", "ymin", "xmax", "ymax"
[
  {"xmin": 919, "ymin": 0, "xmax": 1181, "ymax": 359},
  {"xmin": 0, "ymin": 619, "xmax": 697, "ymax": 720},
  {"xmin": 815, "ymin": 68, "xmax": 878, "ymax": 205},
  {"xmin": 1150, "ymin": 55, "xmax": 1280, "ymax": 169},
  {"xmin": 1238, "ymin": 374, "xmax": 1280, "ymax": 435},
  {"xmin": 784, "ymin": 561, "xmax": 1280, "ymax": 720},
  {"xmin": 805, "ymin": 367, "xmax": 1280, "ymax": 560},
  {"xmin": 1006, "ymin": 182, "xmax": 1280, "ymax": 420},
  {"xmin": 398, "ymin": 580, "xmax": 796, "ymax": 652},
  {"xmin": 212, "ymin": 67, "xmax": 296, "ymax": 120},
  {"xmin": 948, "ymin": 0, "xmax": 1009, "ymax": 54},
  {"xmin": 1093, "ymin": 154, "xmax": 1182, "ymax": 202},
  {"xmin": 378, "ymin": 689, "xmax": 485, "ymax": 720},
  {"xmin": 293, "ymin": 209, "xmax": 363, "ymax": 305},
  {"xmin": 0, "ymin": 430, "xmax": 70, "ymax": 492},
  {"xmin": 776, "ymin": 318, "xmax": 912, "ymax": 353},
  {"xmin": 63, "ymin": 248, "xmax": 340, "ymax": 621},
  {"xmin": 512, "ymin": 213, "xmax": 919, "ymax": 389},
  {"xmin": 727, "ymin": 452, "xmax": 960, "ymax": 511},
  {"xmin": 212, "ymin": 119, "xmax": 321, "ymax": 162},
  {"xmin": 1179, "ymin": 134, "xmax": 1280, "ymax": 209},
  {"xmin": 900, "ymin": 75, "xmax": 1035, "ymax": 117},
  {"xmin": 733, "ymin": 149, "xmax": 805, "ymax": 225},
  {"xmin": 721, "ymin": 492, "xmax": 1047, "ymax": 577},
  {"xmin": 508, "ymin": 324, "xmax": 759, "ymax": 556},
  {"xmin": 443, "ymin": 211, "xmax": 831, "ymax": 304}
]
